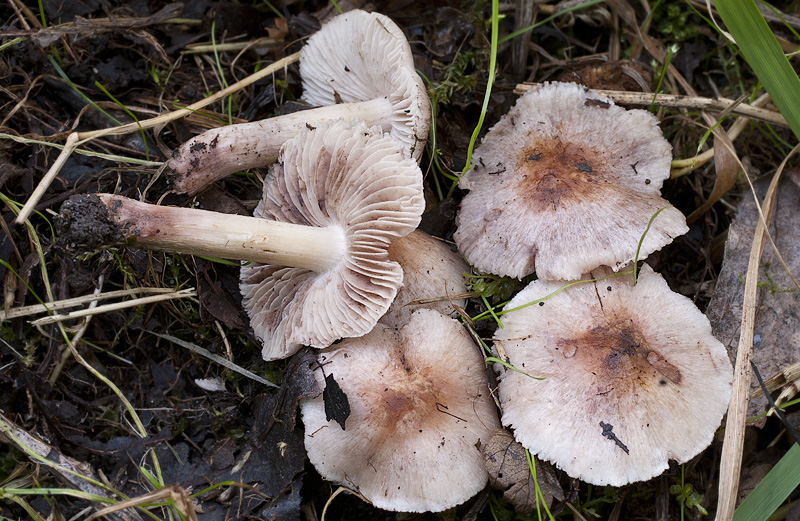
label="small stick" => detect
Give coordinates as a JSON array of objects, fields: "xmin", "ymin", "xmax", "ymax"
[
  {"xmin": 31, "ymin": 288, "xmax": 197, "ymax": 326},
  {"xmin": 1, "ymin": 287, "xmax": 176, "ymax": 320},
  {"xmin": 513, "ymin": 84, "xmax": 788, "ymax": 127},
  {"xmin": 15, "ymin": 52, "xmax": 300, "ymax": 225},
  {"xmin": 16, "ymin": 132, "xmax": 79, "ymax": 224}
]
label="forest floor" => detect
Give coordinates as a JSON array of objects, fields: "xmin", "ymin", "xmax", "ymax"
[{"xmin": 0, "ymin": 0, "xmax": 798, "ymax": 520}]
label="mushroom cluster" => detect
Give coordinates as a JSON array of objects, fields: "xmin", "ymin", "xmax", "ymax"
[
  {"xmin": 56, "ymin": 9, "xmax": 733, "ymax": 511},
  {"xmin": 58, "ymin": 10, "xmax": 493, "ymax": 513},
  {"xmin": 451, "ymin": 81, "xmax": 733, "ymax": 487}
]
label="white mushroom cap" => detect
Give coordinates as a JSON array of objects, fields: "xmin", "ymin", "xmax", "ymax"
[
  {"xmin": 301, "ymin": 9, "xmax": 431, "ymax": 161},
  {"xmin": 380, "ymin": 230, "xmax": 469, "ymax": 327},
  {"xmin": 494, "ymin": 264, "xmax": 732, "ymax": 486},
  {"xmin": 454, "ymin": 82, "xmax": 688, "ymax": 280},
  {"xmin": 239, "ymin": 119, "xmax": 424, "ymax": 361},
  {"xmin": 301, "ymin": 309, "xmax": 501, "ymax": 513}
]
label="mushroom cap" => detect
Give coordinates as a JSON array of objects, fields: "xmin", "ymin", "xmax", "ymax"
[
  {"xmin": 494, "ymin": 264, "xmax": 732, "ymax": 486},
  {"xmin": 301, "ymin": 309, "xmax": 501, "ymax": 512},
  {"xmin": 454, "ymin": 81, "xmax": 688, "ymax": 280},
  {"xmin": 239, "ymin": 119, "xmax": 424, "ymax": 361},
  {"xmin": 300, "ymin": 10, "xmax": 431, "ymax": 161},
  {"xmin": 380, "ymin": 230, "xmax": 469, "ymax": 327}
]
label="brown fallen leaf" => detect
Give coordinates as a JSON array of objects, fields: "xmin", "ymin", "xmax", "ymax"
[
  {"xmin": 706, "ymin": 172, "xmax": 800, "ymax": 424},
  {"xmin": 483, "ymin": 429, "xmax": 564, "ymax": 514}
]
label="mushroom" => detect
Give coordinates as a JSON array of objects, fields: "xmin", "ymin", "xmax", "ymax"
[
  {"xmin": 493, "ymin": 264, "xmax": 732, "ymax": 486},
  {"xmin": 58, "ymin": 119, "xmax": 425, "ymax": 359},
  {"xmin": 170, "ymin": 10, "xmax": 431, "ymax": 195},
  {"xmin": 300, "ymin": 309, "xmax": 501, "ymax": 512},
  {"xmin": 380, "ymin": 230, "xmax": 469, "ymax": 327},
  {"xmin": 454, "ymin": 81, "xmax": 689, "ymax": 281}
]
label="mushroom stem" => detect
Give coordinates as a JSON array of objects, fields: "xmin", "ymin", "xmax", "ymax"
[
  {"xmin": 62, "ymin": 194, "xmax": 346, "ymax": 272},
  {"xmin": 170, "ymin": 97, "xmax": 394, "ymax": 195}
]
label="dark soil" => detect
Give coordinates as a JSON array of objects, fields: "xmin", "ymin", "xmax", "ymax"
[
  {"xmin": 0, "ymin": 1, "xmax": 797, "ymax": 520},
  {"xmin": 56, "ymin": 194, "xmax": 123, "ymax": 249}
]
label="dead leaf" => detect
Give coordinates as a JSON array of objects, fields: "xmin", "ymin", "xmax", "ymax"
[
  {"xmin": 197, "ymin": 260, "xmax": 246, "ymax": 329},
  {"xmin": 686, "ymin": 121, "xmax": 740, "ymax": 224},
  {"xmin": 707, "ymin": 173, "xmax": 800, "ymax": 424},
  {"xmin": 483, "ymin": 429, "xmax": 564, "ymax": 514},
  {"xmin": 322, "ymin": 372, "xmax": 350, "ymax": 430}
]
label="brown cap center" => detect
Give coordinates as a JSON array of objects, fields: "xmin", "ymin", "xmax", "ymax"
[
  {"xmin": 559, "ymin": 322, "xmax": 682, "ymax": 396},
  {"xmin": 517, "ymin": 138, "xmax": 600, "ymax": 209}
]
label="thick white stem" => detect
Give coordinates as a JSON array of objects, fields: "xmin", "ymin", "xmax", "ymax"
[
  {"xmin": 170, "ymin": 98, "xmax": 394, "ymax": 195},
  {"xmin": 97, "ymin": 194, "xmax": 345, "ymax": 272}
]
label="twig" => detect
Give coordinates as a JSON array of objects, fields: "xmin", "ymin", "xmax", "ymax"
[
  {"xmin": 1, "ymin": 287, "xmax": 179, "ymax": 320},
  {"xmin": 30, "ymin": 288, "xmax": 197, "ymax": 326},
  {"xmin": 715, "ymin": 144, "xmax": 799, "ymax": 521},
  {"xmin": 513, "ymin": 85, "xmax": 787, "ymax": 127}
]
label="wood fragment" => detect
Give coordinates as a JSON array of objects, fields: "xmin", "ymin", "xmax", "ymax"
[{"xmin": 513, "ymin": 85, "xmax": 788, "ymax": 127}]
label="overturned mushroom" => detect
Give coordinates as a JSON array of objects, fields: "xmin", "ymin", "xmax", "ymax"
[
  {"xmin": 493, "ymin": 264, "xmax": 732, "ymax": 486},
  {"xmin": 170, "ymin": 10, "xmax": 430, "ymax": 195},
  {"xmin": 454, "ymin": 81, "xmax": 688, "ymax": 281},
  {"xmin": 301, "ymin": 309, "xmax": 501, "ymax": 512},
  {"xmin": 59, "ymin": 120, "xmax": 424, "ymax": 360}
]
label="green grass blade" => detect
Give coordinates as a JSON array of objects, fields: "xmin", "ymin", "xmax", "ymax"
[
  {"xmin": 460, "ymin": 0, "xmax": 499, "ymax": 178},
  {"xmin": 714, "ymin": 0, "xmax": 800, "ymax": 142},
  {"xmin": 499, "ymin": 0, "xmax": 606, "ymax": 44},
  {"xmin": 47, "ymin": 56, "xmax": 122, "ymax": 126},
  {"xmin": 733, "ymin": 443, "xmax": 800, "ymax": 521},
  {"xmin": 0, "ymin": 37, "xmax": 26, "ymax": 52},
  {"xmin": 94, "ymin": 81, "xmax": 150, "ymax": 160}
]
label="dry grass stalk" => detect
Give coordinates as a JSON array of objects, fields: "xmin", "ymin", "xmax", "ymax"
[
  {"xmin": 30, "ymin": 288, "xmax": 197, "ymax": 326},
  {"xmin": 15, "ymin": 52, "xmax": 300, "ymax": 225},
  {"xmin": 512, "ymin": 86, "xmax": 787, "ymax": 127},
  {"xmin": 0, "ymin": 411, "xmax": 131, "ymax": 519},
  {"xmin": 671, "ymin": 93, "xmax": 772, "ymax": 177},
  {"xmin": 152, "ymin": 332, "xmax": 278, "ymax": 388},
  {"xmin": 84, "ymin": 485, "xmax": 197, "ymax": 521},
  {"xmin": 1, "ymin": 287, "xmax": 178, "ymax": 320}
]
